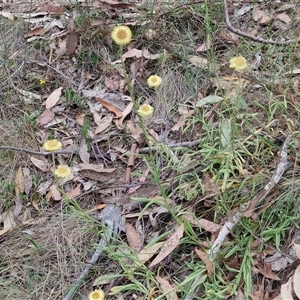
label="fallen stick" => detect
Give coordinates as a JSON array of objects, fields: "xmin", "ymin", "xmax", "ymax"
[
  {"xmin": 224, "ymin": 0, "xmax": 296, "ymax": 45},
  {"xmin": 208, "ymin": 134, "xmax": 291, "ymax": 261}
]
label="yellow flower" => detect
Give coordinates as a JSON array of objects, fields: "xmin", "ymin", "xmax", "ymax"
[
  {"xmin": 111, "ymin": 25, "xmax": 132, "ymax": 46},
  {"xmin": 229, "ymin": 56, "xmax": 247, "ymax": 70},
  {"xmin": 88, "ymin": 289, "xmax": 105, "ymax": 300},
  {"xmin": 54, "ymin": 165, "xmax": 71, "ymax": 178},
  {"xmin": 137, "ymin": 104, "xmax": 154, "ymax": 117},
  {"xmin": 39, "ymin": 79, "xmax": 46, "ymax": 85},
  {"xmin": 147, "ymin": 75, "xmax": 162, "ymax": 88},
  {"xmin": 43, "ymin": 139, "xmax": 62, "ymax": 152}
]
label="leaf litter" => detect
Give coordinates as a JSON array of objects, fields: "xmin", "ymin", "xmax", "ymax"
[{"xmin": 1, "ymin": 0, "xmax": 300, "ymax": 299}]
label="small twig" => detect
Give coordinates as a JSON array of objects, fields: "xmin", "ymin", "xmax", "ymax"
[
  {"xmin": 138, "ymin": 140, "xmax": 201, "ymax": 153},
  {"xmin": 0, "ymin": 140, "xmax": 201, "ymax": 157},
  {"xmin": 208, "ymin": 134, "xmax": 291, "ymax": 261},
  {"xmin": 224, "ymin": 0, "xmax": 296, "ymax": 45},
  {"xmin": 0, "ymin": 146, "xmax": 75, "ymax": 156}
]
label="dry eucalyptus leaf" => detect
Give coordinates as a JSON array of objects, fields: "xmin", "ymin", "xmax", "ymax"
[
  {"xmin": 137, "ymin": 241, "xmax": 165, "ymax": 263},
  {"xmin": 37, "ymin": 180, "xmax": 53, "ymax": 195},
  {"xmin": 195, "ymin": 248, "xmax": 214, "ymax": 276},
  {"xmin": 280, "ymin": 277, "xmax": 293, "ymax": 300},
  {"xmin": 79, "ymin": 138, "xmax": 90, "ymax": 164},
  {"xmin": 66, "ymin": 32, "xmax": 78, "ymax": 56},
  {"xmin": 0, "ymin": 11, "xmax": 14, "ymax": 20},
  {"xmin": 188, "ymin": 55, "xmax": 209, "ymax": 69},
  {"xmin": 253, "ymin": 9, "xmax": 272, "ymax": 24},
  {"xmin": 15, "ymin": 167, "xmax": 25, "ymax": 195},
  {"xmin": 48, "ymin": 185, "xmax": 62, "ymax": 201},
  {"xmin": 45, "ymin": 87, "xmax": 63, "ymax": 109},
  {"xmin": 95, "ymin": 113, "xmax": 113, "ymax": 134},
  {"xmin": 276, "ymin": 13, "xmax": 291, "ymax": 24},
  {"xmin": 66, "ymin": 184, "xmax": 81, "ymax": 199},
  {"xmin": 36, "ymin": 109, "xmax": 55, "ymax": 126},
  {"xmin": 155, "ymin": 276, "xmax": 178, "ymax": 300},
  {"xmin": 24, "ymin": 27, "xmax": 44, "ymax": 38},
  {"xmin": 96, "ymin": 97, "xmax": 123, "ymax": 118},
  {"xmin": 78, "ymin": 163, "xmax": 115, "ymax": 173},
  {"xmin": 30, "ymin": 157, "xmax": 50, "ymax": 172},
  {"xmin": 0, "ymin": 209, "xmax": 16, "ymax": 236},
  {"xmin": 149, "ymin": 224, "xmax": 184, "ymax": 267},
  {"xmin": 75, "ymin": 112, "xmax": 85, "ymax": 126},
  {"xmin": 23, "ymin": 167, "xmax": 33, "ymax": 196},
  {"xmin": 125, "ymin": 223, "xmax": 143, "ymax": 253}
]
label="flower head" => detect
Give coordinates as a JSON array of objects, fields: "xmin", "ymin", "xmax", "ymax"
[
  {"xmin": 39, "ymin": 79, "xmax": 46, "ymax": 85},
  {"xmin": 43, "ymin": 139, "xmax": 62, "ymax": 152},
  {"xmin": 54, "ymin": 165, "xmax": 71, "ymax": 178},
  {"xmin": 111, "ymin": 25, "xmax": 132, "ymax": 46},
  {"xmin": 229, "ymin": 56, "xmax": 247, "ymax": 70},
  {"xmin": 147, "ymin": 75, "xmax": 162, "ymax": 88},
  {"xmin": 88, "ymin": 289, "xmax": 105, "ymax": 300},
  {"xmin": 137, "ymin": 104, "xmax": 154, "ymax": 117}
]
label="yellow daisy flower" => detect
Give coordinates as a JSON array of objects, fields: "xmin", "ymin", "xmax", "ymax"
[
  {"xmin": 43, "ymin": 139, "xmax": 62, "ymax": 152},
  {"xmin": 88, "ymin": 289, "xmax": 105, "ymax": 300},
  {"xmin": 137, "ymin": 104, "xmax": 154, "ymax": 117},
  {"xmin": 229, "ymin": 56, "xmax": 247, "ymax": 70},
  {"xmin": 54, "ymin": 165, "xmax": 71, "ymax": 178},
  {"xmin": 111, "ymin": 25, "xmax": 132, "ymax": 46},
  {"xmin": 39, "ymin": 79, "xmax": 46, "ymax": 85},
  {"xmin": 147, "ymin": 75, "xmax": 162, "ymax": 88}
]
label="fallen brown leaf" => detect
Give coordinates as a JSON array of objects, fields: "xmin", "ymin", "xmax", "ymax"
[
  {"xmin": 47, "ymin": 185, "xmax": 62, "ymax": 201},
  {"xmin": 24, "ymin": 27, "xmax": 44, "ymax": 38},
  {"xmin": 36, "ymin": 109, "xmax": 55, "ymax": 126},
  {"xmin": 66, "ymin": 184, "xmax": 81, "ymax": 199},
  {"xmin": 137, "ymin": 241, "xmax": 165, "ymax": 263},
  {"xmin": 195, "ymin": 248, "xmax": 214, "ymax": 276},
  {"xmin": 125, "ymin": 223, "xmax": 143, "ymax": 253},
  {"xmin": 149, "ymin": 224, "xmax": 184, "ymax": 267},
  {"xmin": 155, "ymin": 276, "xmax": 178, "ymax": 300},
  {"xmin": 96, "ymin": 97, "xmax": 123, "ymax": 118},
  {"xmin": 45, "ymin": 87, "xmax": 63, "ymax": 109},
  {"xmin": 66, "ymin": 32, "xmax": 78, "ymax": 56}
]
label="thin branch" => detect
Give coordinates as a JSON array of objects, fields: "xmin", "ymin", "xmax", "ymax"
[
  {"xmin": 0, "ymin": 140, "xmax": 201, "ymax": 157},
  {"xmin": 138, "ymin": 140, "xmax": 201, "ymax": 153},
  {"xmin": 224, "ymin": 0, "xmax": 296, "ymax": 45},
  {"xmin": 0, "ymin": 146, "xmax": 75, "ymax": 156}
]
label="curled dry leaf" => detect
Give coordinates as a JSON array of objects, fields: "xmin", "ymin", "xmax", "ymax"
[
  {"xmin": 75, "ymin": 112, "xmax": 85, "ymax": 126},
  {"xmin": 117, "ymin": 102, "xmax": 133, "ymax": 128},
  {"xmin": 253, "ymin": 9, "xmax": 272, "ymax": 25},
  {"xmin": 30, "ymin": 157, "xmax": 51, "ymax": 172},
  {"xmin": 96, "ymin": 97, "xmax": 123, "ymax": 118},
  {"xmin": 24, "ymin": 27, "xmax": 44, "ymax": 38},
  {"xmin": 95, "ymin": 113, "xmax": 113, "ymax": 134},
  {"xmin": 47, "ymin": 185, "xmax": 62, "ymax": 201}
]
